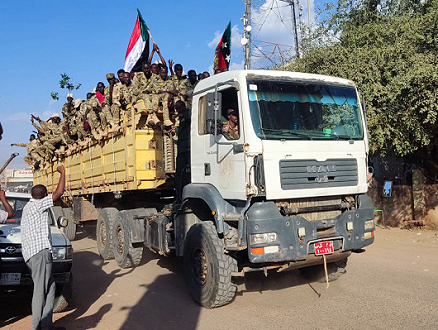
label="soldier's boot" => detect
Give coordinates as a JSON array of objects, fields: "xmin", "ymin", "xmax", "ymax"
[
  {"xmin": 92, "ymin": 130, "xmax": 101, "ymax": 140},
  {"xmin": 147, "ymin": 113, "xmax": 161, "ymax": 127},
  {"xmin": 162, "ymin": 106, "xmax": 173, "ymax": 128},
  {"xmin": 78, "ymin": 137, "xmax": 91, "ymax": 147},
  {"xmin": 100, "ymin": 127, "xmax": 108, "ymax": 139}
]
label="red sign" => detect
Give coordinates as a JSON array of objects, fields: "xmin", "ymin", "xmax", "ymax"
[{"xmin": 314, "ymin": 241, "xmax": 334, "ymax": 255}]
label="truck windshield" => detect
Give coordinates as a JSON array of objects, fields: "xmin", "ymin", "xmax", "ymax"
[{"xmin": 247, "ymin": 78, "xmax": 364, "ymax": 140}]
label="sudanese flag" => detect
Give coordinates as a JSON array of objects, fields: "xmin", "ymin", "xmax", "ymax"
[
  {"xmin": 124, "ymin": 9, "xmax": 150, "ymax": 73},
  {"xmin": 213, "ymin": 21, "xmax": 231, "ymax": 72}
]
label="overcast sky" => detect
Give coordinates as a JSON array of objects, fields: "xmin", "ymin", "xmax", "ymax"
[{"xmin": 0, "ymin": 0, "xmax": 320, "ymax": 169}]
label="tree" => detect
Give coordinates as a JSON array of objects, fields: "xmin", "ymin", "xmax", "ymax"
[
  {"xmin": 289, "ymin": 0, "xmax": 438, "ymax": 158},
  {"xmin": 51, "ymin": 73, "xmax": 81, "ymax": 100}
]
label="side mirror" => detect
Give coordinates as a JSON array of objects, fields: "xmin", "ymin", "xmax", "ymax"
[{"xmin": 57, "ymin": 216, "xmax": 68, "ymax": 228}]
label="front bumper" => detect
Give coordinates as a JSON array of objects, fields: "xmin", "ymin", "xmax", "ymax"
[{"xmin": 246, "ymin": 197, "xmax": 375, "ymax": 264}]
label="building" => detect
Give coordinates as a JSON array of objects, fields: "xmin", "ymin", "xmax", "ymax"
[{"xmin": 0, "ymin": 169, "xmax": 33, "ymax": 193}]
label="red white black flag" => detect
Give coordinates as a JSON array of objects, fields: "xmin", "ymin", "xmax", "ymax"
[{"xmin": 213, "ymin": 21, "xmax": 231, "ymax": 72}]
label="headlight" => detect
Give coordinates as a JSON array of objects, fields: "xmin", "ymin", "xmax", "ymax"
[
  {"xmin": 52, "ymin": 245, "xmax": 73, "ymax": 260},
  {"xmin": 364, "ymin": 219, "xmax": 375, "ymax": 230},
  {"xmin": 250, "ymin": 232, "xmax": 278, "ymax": 245}
]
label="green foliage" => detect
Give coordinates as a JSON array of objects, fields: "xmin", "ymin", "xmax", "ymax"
[
  {"xmin": 50, "ymin": 73, "xmax": 81, "ymax": 101},
  {"xmin": 290, "ymin": 0, "xmax": 438, "ymax": 157}
]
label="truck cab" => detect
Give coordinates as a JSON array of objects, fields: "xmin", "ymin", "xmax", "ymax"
[{"xmin": 179, "ymin": 70, "xmax": 375, "ymax": 301}]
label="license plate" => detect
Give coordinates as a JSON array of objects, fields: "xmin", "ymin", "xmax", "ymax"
[
  {"xmin": 0, "ymin": 273, "xmax": 21, "ymax": 285},
  {"xmin": 314, "ymin": 241, "xmax": 334, "ymax": 255}
]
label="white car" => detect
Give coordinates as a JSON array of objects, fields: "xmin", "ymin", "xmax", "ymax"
[{"xmin": 0, "ymin": 192, "xmax": 73, "ymax": 312}]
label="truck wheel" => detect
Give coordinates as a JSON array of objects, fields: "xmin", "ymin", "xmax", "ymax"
[
  {"xmin": 53, "ymin": 274, "xmax": 73, "ymax": 313},
  {"xmin": 112, "ymin": 213, "xmax": 143, "ymax": 268},
  {"xmin": 97, "ymin": 208, "xmax": 118, "ymax": 260},
  {"xmin": 183, "ymin": 221, "xmax": 237, "ymax": 308},
  {"xmin": 62, "ymin": 207, "xmax": 76, "ymax": 241},
  {"xmin": 299, "ymin": 258, "xmax": 348, "ymax": 283}
]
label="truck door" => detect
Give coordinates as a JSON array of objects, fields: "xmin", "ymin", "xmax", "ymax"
[{"xmin": 195, "ymin": 86, "xmax": 247, "ymax": 200}]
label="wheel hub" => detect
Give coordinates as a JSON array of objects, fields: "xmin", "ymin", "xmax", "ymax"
[{"xmin": 192, "ymin": 246, "xmax": 208, "ymax": 286}]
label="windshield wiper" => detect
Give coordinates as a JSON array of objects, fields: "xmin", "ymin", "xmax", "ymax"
[{"xmin": 260, "ymin": 128, "xmax": 313, "ymax": 140}]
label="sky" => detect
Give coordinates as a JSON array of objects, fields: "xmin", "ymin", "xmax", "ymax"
[{"xmin": 0, "ymin": 0, "xmax": 322, "ymax": 169}]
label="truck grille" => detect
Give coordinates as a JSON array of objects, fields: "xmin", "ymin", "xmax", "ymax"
[{"xmin": 280, "ymin": 159, "xmax": 358, "ymax": 190}]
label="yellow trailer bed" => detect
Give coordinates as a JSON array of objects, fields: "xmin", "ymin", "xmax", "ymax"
[{"xmin": 34, "ymin": 122, "xmax": 175, "ymax": 199}]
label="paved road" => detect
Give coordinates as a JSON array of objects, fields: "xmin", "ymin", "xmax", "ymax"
[{"xmin": 1, "ymin": 224, "xmax": 437, "ymax": 330}]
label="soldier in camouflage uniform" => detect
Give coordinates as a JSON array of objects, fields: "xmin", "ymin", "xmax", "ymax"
[
  {"xmin": 131, "ymin": 62, "xmax": 159, "ymax": 126},
  {"xmin": 11, "ymin": 134, "xmax": 42, "ymax": 166},
  {"xmin": 151, "ymin": 66, "xmax": 178, "ymax": 127},
  {"xmin": 32, "ymin": 114, "xmax": 64, "ymax": 163},
  {"xmin": 102, "ymin": 73, "xmax": 122, "ymax": 132},
  {"xmin": 184, "ymin": 70, "xmax": 198, "ymax": 109},
  {"xmin": 119, "ymin": 72, "xmax": 134, "ymax": 125},
  {"xmin": 61, "ymin": 93, "xmax": 74, "ymax": 121},
  {"xmin": 87, "ymin": 82, "xmax": 107, "ymax": 139},
  {"xmin": 170, "ymin": 64, "xmax": 188, "ymax": 105}
]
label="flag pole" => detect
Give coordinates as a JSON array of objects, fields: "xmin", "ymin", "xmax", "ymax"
[{"xmin": 148, "ymin": 30, "xmax": 155, "ymax": 45}]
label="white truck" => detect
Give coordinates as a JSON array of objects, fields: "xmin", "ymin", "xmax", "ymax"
[{"xmin": 35, "ymin": 70, "xmax": 375, "ymax": 308}]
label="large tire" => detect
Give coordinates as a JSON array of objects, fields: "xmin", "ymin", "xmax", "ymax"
[
  {"xmin": 53, "ymin": 274, "xmax": 73, "ymax": 313},
  {"xmin": 112, "ymin": 212, "xmax": 144, "ymax": 268},
  {"xmin": 183, "ymin": 221, "xmax": 237, "ymax": 308},
  {"xmin": 96, "ymin": 208, "xmax": 118, "ymax": 260},
  {"xmin": 62, "ymin": 207, "xmax": 76, "ymax": 241},
  {"xmin": 299, "ymin": 258, "xmax": 348, "ymax": 283}
]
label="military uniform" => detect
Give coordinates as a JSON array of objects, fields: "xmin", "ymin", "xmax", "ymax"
[
  {"xmin": 132, "ymin": 72, "xmax": 155, "ymax": 114},
  {"xmin": 119, "ymin": 83, "xmax": 134, "ymax": 124},
  {"xmin": 87, "ymin": 95, "xmax": 106, "ymax": 140},
  {"xmin": 102, "ymin": 83, "xmax": 122, "ymax": 129},
  {"xmin": 170, "ymin": 75, "xmax": 188, "ymax": 104},
  {"xmin": 12, "ymin": 140, "xmax": 41, "ymax": 166},
  {"xmin": 151, "ymin": 77, "xmax": 174, "ymax": 126},
  {"xmin": 184, "ymin": 79, "xmax": 197, "ymax": 109},
  {"xmin": 222, "ymin": 122, "xmax": 239, "ymax": 140}
]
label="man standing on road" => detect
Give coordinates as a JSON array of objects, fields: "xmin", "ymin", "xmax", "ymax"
[
  {"xmin": 0, "ymin": 189, "xmax": 15, "ymax": 222},
  {"xmin": 21, "ymin": 166, "xmax": 66, "ymax": 330}
]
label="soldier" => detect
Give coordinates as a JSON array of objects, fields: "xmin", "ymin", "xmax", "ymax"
[
  {"xmin": 119, "ymin": 72, "xmax": 134, "ymax": 125},
  {"xmin": 88, "ymin": 82, "xmax": 107, "ymax": 139},
  {"xmin": 221, "ymin": 108, "xmax": 240, "ymax": 140},
  {"xmin": 72, "ymin": 98, "xmax": 87, "ymax": 140},
  {"xmin": 61, "ymin": 93, "xmax": 74, "ymax": 121},
  {"xmin": 131, "ymin": 62, "xmax": 159, "ymax": 126},
  {"xmin": 170, "ymin": 64, "xmax": 188, "ymax": 105},
  {"xmin": 150, "ymin": 66, "xmax": 177, "ymax": 128},
  {"xmin": 102, "ymin": 73, "xmax": 121, "ymax": 132},
  {"xmin": 77, "ymin": 93, "xmax": 94, "ymax": 145},
  {"xmin": 32, "ymin": 114, "xmax": 64, "ymax": 164},
  {"xmin": 11, "ymin": 134, "xmax": 42, "ymax": 167},
  {"xmin": 184, "ymin": 70, "xmax": 198, "ymax": 109}
]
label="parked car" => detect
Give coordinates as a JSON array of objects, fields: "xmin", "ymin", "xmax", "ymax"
[{"xmin": 0, "ymin": 192, "xmax": 73, "ymax": 312}]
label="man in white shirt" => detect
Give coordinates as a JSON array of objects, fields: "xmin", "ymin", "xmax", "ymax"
[
  {"xmin": 0, "ymin": 189, "xmax": 15, "ymax": 222},
  {"xmin": 21, "ymin": 166, "xmax": 65, "ymax": 330}
]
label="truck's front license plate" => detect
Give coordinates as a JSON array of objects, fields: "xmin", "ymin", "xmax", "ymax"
[
  {"xmin": 0, "ymin": 273, "xmax": 21, "ymax": 285},
  {"xmin": 314, "ymin": 241, "xmax": 334, "ymax": 255}
]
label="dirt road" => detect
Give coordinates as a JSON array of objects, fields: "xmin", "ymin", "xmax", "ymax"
[{"xmin": 1, "ymin": 224, "xmax": 437, "ymax": 330}]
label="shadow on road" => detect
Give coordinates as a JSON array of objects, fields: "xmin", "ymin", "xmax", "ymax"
[
  {"xmin": 118, "ymin": 251, "xmax": 201, "ymax": 330},
  {"xmin": 0, "ymin": 288, "xmax": 32, "ymax": 327},
  {"xmin": 54, "ymin": 250, "xmax": 134, "ymax": 329}
]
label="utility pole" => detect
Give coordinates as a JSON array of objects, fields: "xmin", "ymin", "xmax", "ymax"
[
  {"xmin": 279, "ymin": 0, "xmax": 300, "ymax": 59},
  {"xmin": 242, "ymin": 0, "xmax": 252, "ymax": 69}
]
